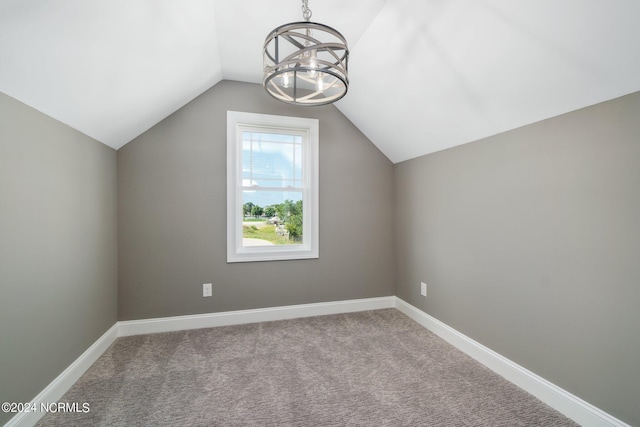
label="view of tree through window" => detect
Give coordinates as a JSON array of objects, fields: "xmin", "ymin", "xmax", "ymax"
[{"xmin": 241, "ymin": 131, "xmax": 304, "ymax": 247}]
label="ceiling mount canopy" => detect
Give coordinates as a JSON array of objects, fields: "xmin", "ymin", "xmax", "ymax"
[{"xmin": 263, "ymin": 0, "xmax": 349, "ymax": 106}]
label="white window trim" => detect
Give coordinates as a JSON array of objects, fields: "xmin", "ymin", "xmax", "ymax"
[{"xmin": 227, "ymin": 111, "xmax": 319, "ymax": 263}]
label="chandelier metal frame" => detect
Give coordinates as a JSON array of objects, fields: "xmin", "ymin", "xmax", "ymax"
[{"xmin": 263, "ymin": 0, "xmax": 349, "ymax": 106}]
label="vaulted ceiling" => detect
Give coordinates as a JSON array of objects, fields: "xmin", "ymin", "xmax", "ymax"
[{"xmin": 1, "ymin": 0, "xmax": 639, "ymax": 163}]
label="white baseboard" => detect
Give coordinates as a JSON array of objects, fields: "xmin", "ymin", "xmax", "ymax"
[
  {"xmin": 4, "ymin": 323, "xmax": 119, "ymax": 427},
  {"xmin": 118, "ymin": 296, "xmax": 396, "ymax": 337},
  {"xmin": 394, "ymin": 297, "xmax": 630, "ymax": 427}
]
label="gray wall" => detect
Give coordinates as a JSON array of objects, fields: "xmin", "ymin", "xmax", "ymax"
[
  {"xmin": 117, "ymin": 80, "xmax": 395, "ymax": 320},
  {"xmin": 0, "ymin": 92, "xmax": 118, "ymax": 425},
  {"xmin": 4, "ymin": 77, "xmax": 636, "ymax": 424},
  {"xmin": 395, "ymin": 92, "xmax": 640, "ymax": 425}
]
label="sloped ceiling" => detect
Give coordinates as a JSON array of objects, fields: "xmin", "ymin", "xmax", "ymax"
[{"xmin": 1, "ymin": 0, "xmax": 639, "ymax": 163}]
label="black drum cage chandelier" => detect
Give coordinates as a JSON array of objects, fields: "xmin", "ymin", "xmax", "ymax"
[{"xmin": 263, "ymin": 0, "xmax": 349, "ymax": 106}]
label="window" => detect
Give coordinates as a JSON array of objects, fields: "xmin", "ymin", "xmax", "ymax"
[{"xmin": 227, "ymin": 111, "xmax": 319, "ymax": 262}]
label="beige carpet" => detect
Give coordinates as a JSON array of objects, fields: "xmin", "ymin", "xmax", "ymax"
[{"xmin": 36, "ymin": 309, "xmax": 578, "ymax": 426}]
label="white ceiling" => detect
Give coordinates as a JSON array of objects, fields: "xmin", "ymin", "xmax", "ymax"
[{"xmin": 1, "ymin": 0, "xmax": 639, "ymax": 163}]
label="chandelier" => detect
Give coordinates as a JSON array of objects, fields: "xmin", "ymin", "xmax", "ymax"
[{"xmin": 263, "ymin": 0, "xmax": 349, "ymax": 106}]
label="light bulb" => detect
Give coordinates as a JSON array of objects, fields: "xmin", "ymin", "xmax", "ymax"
[
  {"xmin": 281, "ymin": 72, "xmax": 291, "ymax": 88},
  {"xmin": 316, "ymin": 76, "xmax": 324, "ymax": 92},
  {"xmin": 303, "ymin": 29, "xmax": 318, "ymax": 78},
  {"xmin": 307, "ymin": 49, "xmax": 318, "ymax": 78}
]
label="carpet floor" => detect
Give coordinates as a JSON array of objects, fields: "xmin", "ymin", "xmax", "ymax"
[{"xmin": 36, "ymin": 309, "xmax": 578, "ymax": 426}]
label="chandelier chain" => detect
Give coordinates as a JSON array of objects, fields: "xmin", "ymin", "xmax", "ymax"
[{"xmin": 301, "ymin": 0, "xmax": 312, "ymax": 21}]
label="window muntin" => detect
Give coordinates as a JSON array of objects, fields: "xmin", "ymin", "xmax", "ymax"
[{"xmin": 227, "ymin": 112, "xmax": 318, "ymax": 262}]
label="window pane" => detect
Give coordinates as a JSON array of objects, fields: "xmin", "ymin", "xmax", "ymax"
[
  {"xmin": 242, "ymin": 190, "xmax": 303, "ymax": 247},
  {"xmin": 242, "ymin": 131, "xmax": 303, "ymax": 189}
]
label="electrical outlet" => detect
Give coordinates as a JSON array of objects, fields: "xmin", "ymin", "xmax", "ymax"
[
  {"xmin": 420, "ymin": 282, "xmax": 427, "ymax": 297},
  {"xmin": 203, "ymin": 283, "xmax": 212, "ymax": 297}
]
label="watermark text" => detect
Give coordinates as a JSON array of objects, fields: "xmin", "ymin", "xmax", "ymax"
[{"xmin": 2, "ymin": 402, "xmax": 90, "ymax": 414}]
